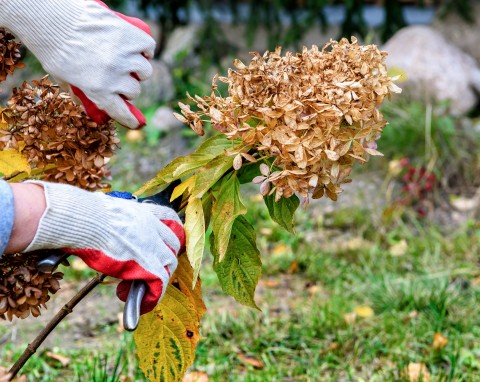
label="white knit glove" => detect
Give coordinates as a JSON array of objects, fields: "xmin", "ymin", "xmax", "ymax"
[
  {"xmin": 25, "ymin": 181, "xmax": 185, "ymax": 314},
  {"xmin": 0, "ymin": 0, "xmax": 155, "ymax": 129}
]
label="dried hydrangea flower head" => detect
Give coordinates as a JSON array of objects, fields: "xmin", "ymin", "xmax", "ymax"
[
  {"xmin": 0, "ymin": 76, "xmax": 119, "ymax": 190},
  {"xmin": 0, "ymin": 28, "xmax": 25, "ymax": 82},
  {"xmin": 0, "ymin": 252, "xmax": 64, "ymax": 320},
  {"xmin": 0, "ymin": 43, "xmax": 117, "ymax": 319},
  {"xmin": 178, "ymin": 37, "xmax": 401, "ymax": 201}
]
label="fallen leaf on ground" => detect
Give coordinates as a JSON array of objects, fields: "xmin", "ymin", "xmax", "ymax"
[
  {"xmin": 0, "ymin": 367, "xmax": 26, "ymax": 382},
  {"xmin": 236, "ymin": 353, "xmax": 264, "ymax": 369},
  {"xmin": 307, "ymin": 284, "xmax": 321, "ymax": 296},
  {"xmin": 259, "ymin": 228, "xmax": 272, "ymax": 235},
  {"xmin": 183, "ymin": 371, "xmax": 209, "ymax": 382},
  {"xmin": 354, "ymin": 305, "xmax": 374, "ymax": 318},
  {"xmin": 320, "ymin": 342, "xmax": 338, "ymax": 355},
  {"xmin": 117, "ymin": 312, "xmax": 124, "ymax": 333},
  {"xmin": 403, "ymin": 310, "xmax": 418, "ymax": 322},
  {"xmin": 46, "ymin": 352, "xmax": 71, "ymax": 367},
  {"xmin": 345, "ymin": 237, "xmax": 370, "ymax": 251},
  {"xmin": 450, "ymin": 196, "xmax": 479, "ymax": 212},
  {"xmin": 288, "ymin": 260, "xmax": 299, "ymax": 274},
  {"xmin": 343, "ymin": 312, "xmax": 357, "ymax": 325},
  {"xmin": 432, "ymin": 332, "xmax": 448, "ymax": 350},
  {"xmin": 405, "ymin": 362, "xmax": 431, "ymax": 382},
  {"xmin": 389, "ymin": 240, "xmax": 408, "ymax": 257},
  {"xmin": 259, "ymin": 279, "xmax": 280, "ymax": 288},
  {"xmin": 472, "ymin": 276, "xmax": 480, "ymax": 287},
  {"xmin": 272, "ymin": 244, "xmax": 289, "ymax": 256}
]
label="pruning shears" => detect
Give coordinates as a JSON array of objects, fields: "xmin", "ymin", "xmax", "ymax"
[{"xmin": 36, "ymin": 183, "xmax": 181, "ymax": 332}]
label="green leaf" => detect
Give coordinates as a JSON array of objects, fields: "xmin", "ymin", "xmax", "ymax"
[
  {"xmin": 191, "ymin": 154, "xmax": 235, "ymax": 198},
  {"xmin": 185, "ymin": 198, "xmax": 205, "ymax": 287},
  {"xmin": 170, "ymin": 175, "xmax": 197, "ymax": 202},
  {"xmin": 211, "ymin": 216, "xmax": 262, "ymax": 309},
  {"xmin": 202, "ymin": 191, "xmax": 214, "ymax": 229},
  {"xmin": 136, "ymin": 135, "xmax": 233, "ymax": 196},
  {"xmin": 212, "ymin": 173, "xmax": 247, "ymax": 261},
  {"xmin": 194, "ymin": 134, "xmax": 236, "ymax": 157},
  {"xmin": 263, "ymin": 193, "xmax": 300, "ymax": 233},
  {"xmin": 237, "ymin": 162, "xmax": 261, "ymax": 184}
]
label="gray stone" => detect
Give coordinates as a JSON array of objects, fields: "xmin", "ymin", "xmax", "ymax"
[
  {"xmin": 382, "ymin": 25, "xmax": 480, "ymax": 115},
  {"xmin": 150, "ymin": 105, "xmax": 185, "ymax": 133}
]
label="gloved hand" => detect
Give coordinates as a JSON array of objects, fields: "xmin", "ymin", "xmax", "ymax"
[
  {"xmin": 0, "ymin": 0, "xmax": 155, "ymax": 129},
  {"xmin": 24, "ymin": 181, "xmax": 185, "ymax": 314}
]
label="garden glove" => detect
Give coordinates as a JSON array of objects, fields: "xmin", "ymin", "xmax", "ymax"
[
  {"xmin": 0, "ymin": 0, "xmax": 155, "ymax": 129},
  {"xmin": 24, "ymin": 181, "xmax": 185, "ymax": 314}
]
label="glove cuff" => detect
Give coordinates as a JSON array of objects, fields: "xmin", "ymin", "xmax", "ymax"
[
  {"xmin": 0, "ymin": 0, "xmax": 82, "ymax": 64},
  {"xmin": 23, "ymin": 180, "xmax": 111, "ymax": 252}
]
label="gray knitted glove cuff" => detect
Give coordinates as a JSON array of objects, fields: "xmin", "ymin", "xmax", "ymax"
[{"xmin": 24, "ymin": 180, "xmax": 114, "ymax": 252}]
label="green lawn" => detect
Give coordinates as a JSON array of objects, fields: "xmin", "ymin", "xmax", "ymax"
[
  {"xmin": 1, "ymin": 100, "xmax": 480, "ymax": 381},
  {"xmin": 2, "ymin": 201, "xmax": 480, "ymax": 381}
]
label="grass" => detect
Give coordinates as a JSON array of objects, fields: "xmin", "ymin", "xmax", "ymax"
[
  {"xmin": 1, "ymin": 203, "xmax": 479, "ymax": 381},
  {"xmin": 1, "ymin": 99, "xmax": 480, "ymax": 381},
  {"xmin": 188, "ymin": 201, "xmax": 480, "ymax": 381}
]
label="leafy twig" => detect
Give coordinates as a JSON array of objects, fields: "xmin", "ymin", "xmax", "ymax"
[{"xmin": 8, "ymin": 273, "xmax": 108, "ymax": 381}]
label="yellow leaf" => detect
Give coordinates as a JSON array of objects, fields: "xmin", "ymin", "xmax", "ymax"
[
  {"xmin": 171, "ymin": 255, "xmax": 206, "ymax": 320},
  {"xmin": 0, "ymin": 149, "xmax": 31, "ymax": 177},
  {"xmin": 354, "ymin": 305, "xmax": 375, "ymax": 318},
  {"xmin": 171, "ymin": 175, "xmax": 197, "ymax": 202},
  {"xmin": 185, "ymin": 198, "xmax": 205, "ymax": 287},
  {"xmin": 432, "ymin": 332, "xmax": 448, "ymax": 350},
  {"xmin": 7, "ymin": 164, "xmax": 56, "ymax": 183},
  {"xmin": 135, "ymin": 257, "xmax": 206, "ymax": 382}
]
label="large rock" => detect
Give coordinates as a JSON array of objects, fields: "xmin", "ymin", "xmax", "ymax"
[
  {"xmin": 150, "ymin": 105, "xmax": 185, "ymax": 133},
  {"xmin": 382, "ymin": 25, "xmax": 480, "ymax": 114}
]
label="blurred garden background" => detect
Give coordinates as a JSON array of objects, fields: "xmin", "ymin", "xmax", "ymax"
[{"xmin": 2, "ymin": 0, "xmax": 480, "ymax": 381}]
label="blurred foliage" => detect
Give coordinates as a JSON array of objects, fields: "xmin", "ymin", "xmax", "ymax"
[
  {"xmin": 379, "ymin": 100, "xmax": 480, "ymax": 197},
  {"xmin": 106, "ymin": 0, "xmax": 472, "ymax": 66}
]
